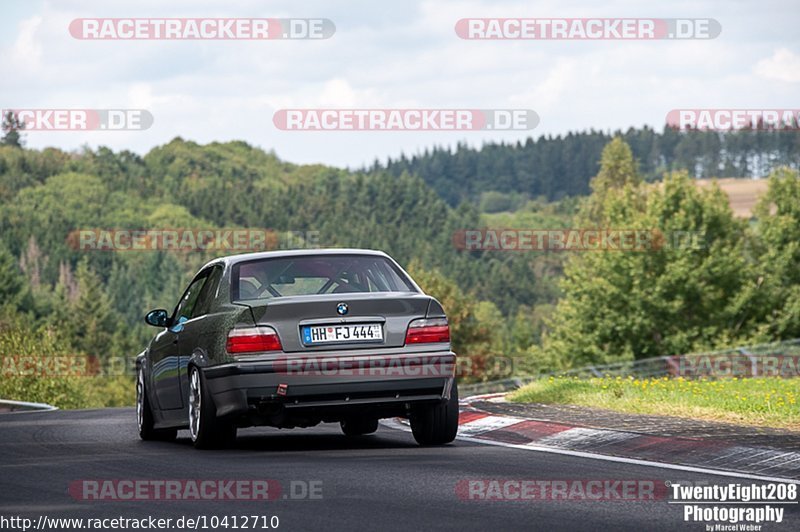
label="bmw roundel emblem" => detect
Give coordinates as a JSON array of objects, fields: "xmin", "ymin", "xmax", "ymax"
[{"xmin": 336, "ymin": 302, "xmax": 348, "ymax": 315}]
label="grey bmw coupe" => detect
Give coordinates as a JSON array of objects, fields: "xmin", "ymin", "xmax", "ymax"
[{"xmin": 136, "ymin": 249, "xmax": 459, "ymax": 449}]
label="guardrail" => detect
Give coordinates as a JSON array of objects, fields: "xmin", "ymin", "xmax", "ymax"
[
  {"xmin": 461, "ymin": 338, "xmax": 800, "ymax": 398},
  {"xmin": 0, "ymin": 399, "xmax": 58, "ymax": 413}
]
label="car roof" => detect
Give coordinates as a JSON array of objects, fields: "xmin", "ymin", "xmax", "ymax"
[{"xmin": 202, "ymin": 248, "xmax": 392, "ymax": 271}]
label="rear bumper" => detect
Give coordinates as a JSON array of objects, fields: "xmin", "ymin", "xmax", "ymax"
[{"xmin": 202, "ymin": 350, "xmax": 456, "ymax": 423}]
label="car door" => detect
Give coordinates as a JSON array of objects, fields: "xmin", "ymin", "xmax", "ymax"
[
  {"xmin": 176, "ymin": 265, "xmax": 224, "ymax": 402},
  {"xmin": 152, "ymin": 270, "xmax": 210, "ymax": 411}
]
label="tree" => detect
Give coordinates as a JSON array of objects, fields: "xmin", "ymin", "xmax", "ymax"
[
  {"xmin": 745, "ymin": 167, "xmax": 800, "ymax": 338},
  {"xmin": 1, "ymin": 111, "xmax": 25, "ymax": 148},
  {"xmin": 544, "ymin": 166, "xmax": 750, "ymax": 367},
  {"xmin": 592, "ymin": 136, "xmax": 641, "ymax": 191},
  {"xmin": 67, "ymin": 260, "xmax": 115, "ymax": 358},
  {"xmin": 0, "ymin": 240, "xmax": 25, "ymax": 308},
  {"xmin": 581, "ymin": 136, "xmax": 643, "ymax": 224}
]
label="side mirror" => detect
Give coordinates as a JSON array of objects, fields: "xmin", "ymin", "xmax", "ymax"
[{"xmin": 145, "ymin": 309, "xmax": 170, "ymax": 328}]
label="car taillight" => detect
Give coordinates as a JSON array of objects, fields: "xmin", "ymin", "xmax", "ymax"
[
  {"xmin": 405, "ymin": 318, "xmax": 450, "ymax": 344},
  {"xmin": 226, "ymin": 326, "xmax": 282, "ymax": 354}
]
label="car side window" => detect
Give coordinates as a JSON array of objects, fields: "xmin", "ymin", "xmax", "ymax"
[
  {"xmin": 173, "ymin": 271, "xmax": 210, "ymax": 323},
  {"xmin": 191, "ymin": 265, "xmax": 223, "ymax": 319}
]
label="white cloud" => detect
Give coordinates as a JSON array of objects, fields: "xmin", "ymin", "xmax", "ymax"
[
  {"xmin": 1, "ymin": 0, "xmax": 798, "ymax": 167},
  {"xmin": 755, "ymin": 48, "xmax": 800, "ymax": 83},
  {"xmin": 10, "ymin": 16, "xmax": 43, "ymax": 72},
  {"xmin": 510, "ymin": 59, "xmax": 576, "ymax": 110}
]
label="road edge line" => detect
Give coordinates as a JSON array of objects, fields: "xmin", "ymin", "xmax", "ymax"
[
  {"xmin": 0, "ymin": 399, "xmax": 59, "ymax": 413},
  {"xmin": 379, "ymin": 418, "xmax": 800, "ymax": 485}
]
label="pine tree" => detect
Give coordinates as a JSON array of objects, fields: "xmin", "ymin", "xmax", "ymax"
[
  {"xmin": 581, "ymin": 137, "xmax": 643, "ymax": 224},
  {"xmin": 0, "ymin": 240, "xmax": 24, "ymax": 306},
  {"xmin": 1, "ymin": 111, "xmax": 25, "ymax": 148},
  {"xmin": 69, "ymin": 259, "xmax": 115, "ymax": 358}
]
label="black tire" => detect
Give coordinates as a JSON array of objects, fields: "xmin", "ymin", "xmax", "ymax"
[
  {"xmin": 340, "ymin": 417, "xmax": 379, "ymax": 436},
  {"xmin": 137, "ymin": 367, "xmax": 177, "ymax": 442},
  {"xmin": 410, "ymin": 381, "xmax": 459, "ymax": 446},
  {"xmin": 189, "ymin": 366, "xmax": 237, "ymax": 450}
]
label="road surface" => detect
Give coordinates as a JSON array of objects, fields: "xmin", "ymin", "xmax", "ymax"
[{"xmin": 0, "ymin": 408, "xmax": 796, "ymax": 531}]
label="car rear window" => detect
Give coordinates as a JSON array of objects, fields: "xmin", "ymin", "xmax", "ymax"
[{"xmin": 231, "ymin": 254, "xmax": 418, "ymax": 300}]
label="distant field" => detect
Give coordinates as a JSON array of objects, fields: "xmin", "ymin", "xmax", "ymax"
[{"xmin": 695, "ymin": 178, "xmax": 768, "ymax": 218}]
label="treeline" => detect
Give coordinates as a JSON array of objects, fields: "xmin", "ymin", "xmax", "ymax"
[{"xmin": 375, "ymin": 127, "xmax": 800, "ymax": 205}]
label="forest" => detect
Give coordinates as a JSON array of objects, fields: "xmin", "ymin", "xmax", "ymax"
[{"xmin": 376, "ymin": 127, "xmax": 800, "ymax": 205}]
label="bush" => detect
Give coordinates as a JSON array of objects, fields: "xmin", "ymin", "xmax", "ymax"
[{"xmin": 0, "ymin": 312, "xmax": 134, "ymax": 408}]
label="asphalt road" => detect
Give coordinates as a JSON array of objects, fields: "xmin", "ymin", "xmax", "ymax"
[{"xmin": 0, "ymin": 408, "xmax": 797, "ymax": 532}]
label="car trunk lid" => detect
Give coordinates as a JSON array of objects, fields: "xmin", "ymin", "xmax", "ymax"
[{"xmin": 238, "ymin": 292, "xmax": 431, "ymax": 352}]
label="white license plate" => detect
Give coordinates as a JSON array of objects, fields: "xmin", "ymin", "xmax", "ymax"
[{"xmin": 302, "ymin": 324, "xmax": 383, "ymax": 345}]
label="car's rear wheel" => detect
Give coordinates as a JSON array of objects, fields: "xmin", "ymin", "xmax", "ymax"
[
  {"xmin": 340, "ymin": 417, "xmax": 379, "ymax": 436},
  {"xmin": 189, "ymin": 366, "xmax": 236, "ymax": 449},
  {"xmin": 410, "ymin": 381, "xmax": 459, "ymax": 446},
  {"xmin": 136, "ymin": 367, "xmax": 177, "ymax": 442}
]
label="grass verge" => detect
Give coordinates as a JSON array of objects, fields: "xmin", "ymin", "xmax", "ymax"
[{"xmin": 507, "ymin": 376, "xmax": 800, "ymax": 430}]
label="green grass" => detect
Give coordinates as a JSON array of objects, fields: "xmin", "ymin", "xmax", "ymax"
[
  {"xmin": 508, "ymin": 376, "xmax": 800, "ymax": 430},
  {"xmin": 0, "ymin": 375, "xmax": 135, "ymax": 410}
]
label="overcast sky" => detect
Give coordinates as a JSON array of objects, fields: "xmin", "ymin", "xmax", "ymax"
[{"xmin": 2, "ymin": 0, "xmax": 798, "ymax": 168}]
